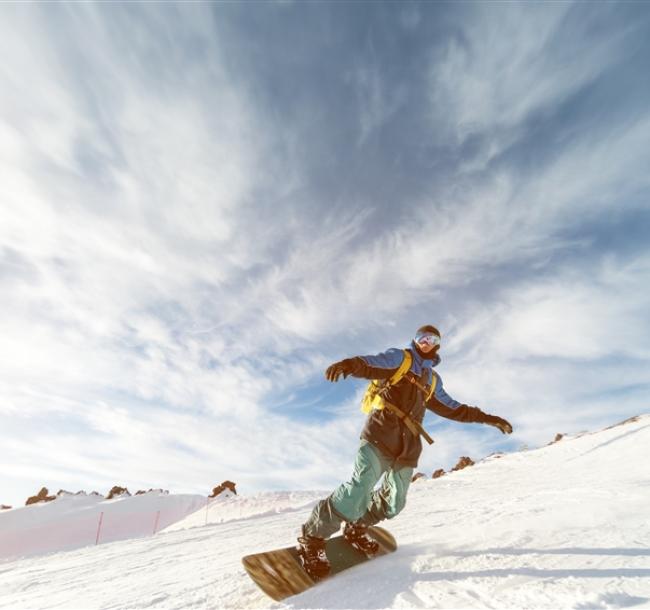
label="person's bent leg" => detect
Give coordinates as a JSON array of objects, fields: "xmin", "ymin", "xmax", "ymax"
[
  {"xmin": 302, "ymin": 441, "xmax": 386, "ymax": 539},
  {"xmin": 357, "ymin": 462, "xmax": 413, "ymax": 527}
]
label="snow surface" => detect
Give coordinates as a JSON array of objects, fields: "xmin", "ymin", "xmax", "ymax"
[
  {"xmin": 0, "ymin": 491, "xmax": 207, "ymax": 561},
  {"xmin": 1, "ymin": 415, "xmax": 649, "ymax": 609},
  {"xmin": 163, "ymin": 490, "xmax": 328, "ymax": 533}
]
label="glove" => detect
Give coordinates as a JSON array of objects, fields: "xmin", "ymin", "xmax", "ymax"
[
  {"xmin": 484, "ymin": 414, "xmax": 513, "ymax": 434},
  {"xmin": 325, "ymin": 359, "xmax": 357, "ymax": 382}
]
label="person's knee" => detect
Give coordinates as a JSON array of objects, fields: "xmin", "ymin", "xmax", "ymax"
[
  {"xmin": 332, "ymin": 442, "xmax": 385, "ymax": 522},
  {"xmin": 383, "ymin": 471, "xmax": 411, "ymax": 518},
  {"xmin": 331, "ymin": 480, "xmax": 374, "ymax": 521}
]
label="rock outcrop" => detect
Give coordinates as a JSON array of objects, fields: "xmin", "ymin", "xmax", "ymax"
[
  {"xmin": 451, "ymin": 456, "xmax": 475, "ymax": 472},
  {"xmin": 25, "ymin": 487, "xmax": 56, "ymax": 506},
  {"xmin": 432, "ymin": 468, "xmax": 446, "ymax": 479},
  {"xmin": 411, "ymin": 472, "xmax": 427, "ymax": 483},
  {"xmin": 106, "ymin": 486, "xmax": 131, "ymax": 499},
  {"xmin": 1, "ymin": 504, "xmax": 12, "ymax": 510},
  {"xmin": 209, "ymin": 480, "xmax": 237, "ymax": 498},
  {"xmin": 606, "ymin": 415, "xmax": 640, "ymax": 429},
  {"xmin": 56, "ymin": 490, "xmax": 103, "ymax": 498}
]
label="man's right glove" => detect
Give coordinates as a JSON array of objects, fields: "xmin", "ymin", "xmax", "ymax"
[
  {"xmin": 483, "ymin": 414, "xmax": 513, "ymax": 434},
  {"xmin": 325, "ymin": 358, "xmax": 358, "ymax": 382}
]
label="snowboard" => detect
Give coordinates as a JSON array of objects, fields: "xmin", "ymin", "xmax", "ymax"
[{"xmin": 242, "ymin": 526, "xmax": 397, "ymax": 602}]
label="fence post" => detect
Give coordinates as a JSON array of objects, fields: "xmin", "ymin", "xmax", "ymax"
[
  {"xmin": 95, "ymin": 512, "xmax": 104, "ymax": 545},
  {"xmin": 153, "ymin": 510, "xmax": 161, "ymax": 535}
]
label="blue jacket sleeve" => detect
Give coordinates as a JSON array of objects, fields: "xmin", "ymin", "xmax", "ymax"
[
  {"xmin": 351, "ymin": 348, "xmax": 405, "ymax": 380},
  {"xmin": 426, "ymin": 373, "xmax": 489, "ymax": 423},
  {"xmin": 432, "ymin": 374, "xmax": 462, "ymax": 409}
]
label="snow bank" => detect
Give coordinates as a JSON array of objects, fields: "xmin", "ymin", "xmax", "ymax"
[
  {"xmin": 0, "ymin": 491, "xmax": 206, "ymax": 561},
  {"xmin": 163, "ymin": 489, "xmax": 328, "ymax": 532}
]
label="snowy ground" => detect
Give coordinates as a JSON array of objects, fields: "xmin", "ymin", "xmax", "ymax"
[
  {"xmin": 0, "ymin": 491, "xmax": 208, "ymax": 561},
  {"xmin": 1, "ymin": 415, "xmax": 649, "ymax": 609}
]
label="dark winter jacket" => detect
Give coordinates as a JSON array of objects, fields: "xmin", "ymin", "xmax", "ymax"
[{"xmin": 345, "ymin": 342, "xmax": 491, "ymax": 467}]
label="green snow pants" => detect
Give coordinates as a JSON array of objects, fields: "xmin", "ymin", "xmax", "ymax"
[{"xmin": 302, "ymin": 440, "xmax": 414, "ymax": 539}]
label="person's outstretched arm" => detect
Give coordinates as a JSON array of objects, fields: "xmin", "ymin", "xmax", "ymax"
[
  {"xmin": 325, "ymin": 348, "xmax": 406, "ymax": 382},
  {"xmin": 426, "ymin": 375, "xmax": 513, "ymax": 434}
]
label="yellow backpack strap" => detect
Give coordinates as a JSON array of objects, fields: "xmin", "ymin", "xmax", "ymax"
[
  {"xmin": 388, "ymin": 349, "xmax": 412, "ymax": 385},
  {"xmin": 360, "ymin": 349, "xmax": 413, "ymax": 414},
  {"xmin": 404, "ymin": 368, "xmax": 438, "ymax": 401},
  {"xmin": 427, "ymin": 371, "xmax": 438, "ymax": 401}
]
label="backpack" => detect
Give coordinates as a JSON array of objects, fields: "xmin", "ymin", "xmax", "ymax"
[{"xmin": 360, "ymin": 349, "xmax": 413, "ymax": 414}]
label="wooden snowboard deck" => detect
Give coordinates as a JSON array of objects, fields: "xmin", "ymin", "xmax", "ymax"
[{"xmin": 242, "ymin": 526, "xmax": 397, "ymax": 602}]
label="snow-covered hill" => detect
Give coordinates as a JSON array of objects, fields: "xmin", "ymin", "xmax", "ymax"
[
  {"xmin": 163, "ymin": 490, "xmax": 327, "ymax": 533},
  {"xmin": 0, "ymin": 490, "xmax": 206, "ymax": 561},
  {"xmin": 1, "ymin": 415, "xmax": 649, "ymax": 609}
]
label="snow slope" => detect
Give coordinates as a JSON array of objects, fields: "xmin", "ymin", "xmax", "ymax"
[
  {"xmin": 1, "ymin": 415, "xmax": 649, "ymax": 609},
  {"xmin": 163, "ymin": 490, "xmax": 327, "ymax": 532},
  {"xmin": 0, "ymin": 491, "xmax": 206, "ymax": 561}
]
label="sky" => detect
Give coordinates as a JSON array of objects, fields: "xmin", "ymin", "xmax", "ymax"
[{"xmin": 1, "ymin": 2, "xmax": 649, "ymax": 509}]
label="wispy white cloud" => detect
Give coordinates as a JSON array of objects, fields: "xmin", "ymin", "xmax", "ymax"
[
  {"xmin": 1, "ymin": 2, "xmax": 649, "ymax": 508},
  {"xmin": 268, "ymin": 104, "xmax": 650, "ymax": 355},
  {"xmin": 348, "ymin": 54, "xmax": 407, "ymax": 145},
  {"xmin": 437, "ymin": 251, "xmax": 650, "ymax": 447},
  {"xmin": 427, "ymin": 3, "xmax": 629, "ymax": 145}
]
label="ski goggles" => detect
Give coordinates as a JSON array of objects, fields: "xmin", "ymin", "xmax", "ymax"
[{"xmin": 415, "ymin": 331, "xmax": 440, "ymax": 347}]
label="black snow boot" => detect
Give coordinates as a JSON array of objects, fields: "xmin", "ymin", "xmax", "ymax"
[
  {"xmin": 297, "ymin": 531, "xmax": 331, "ymax": 580},
  {"xmin": 343, "ymin": 522, "xmax": 379, "ymax": 557}
]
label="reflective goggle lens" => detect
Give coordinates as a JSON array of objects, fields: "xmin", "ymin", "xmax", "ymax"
[{"xmin": 415, "ymin": 332, "xmax": 440, "ymax": 347}]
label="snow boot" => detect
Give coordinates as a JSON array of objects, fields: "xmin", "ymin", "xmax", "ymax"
[
  {"xmin": 343, "ymin": 522, "xmax": 379, "ymax": 557},
  {"xmin": 297, "ymin": 531, "xmax": 331, "ymax": 579}
]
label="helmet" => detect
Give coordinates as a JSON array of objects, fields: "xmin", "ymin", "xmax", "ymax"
[
  {"xmin": 415, "ymin": 325, "xmax": 441, "ymax": 348},
  {"xmin": 415, "ymin": 324, "xmax": 440, "ymax": 338}
]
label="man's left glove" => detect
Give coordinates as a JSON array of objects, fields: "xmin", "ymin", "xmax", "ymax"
[
  {"xmin": 325, "ymin": 358, "xmax": 358, "ymax": 382},
  {"xmin": 483, "ymin": 414, "xmax": 513, "ymax": 434}
]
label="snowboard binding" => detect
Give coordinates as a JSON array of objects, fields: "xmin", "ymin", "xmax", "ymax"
[
  {"xmin": 343, "ymin": 522, "xmax": 380, "ymax": 557},
  {"xmin": 297, "ymin": 532, "xmax": 331, "ymax": 580}
]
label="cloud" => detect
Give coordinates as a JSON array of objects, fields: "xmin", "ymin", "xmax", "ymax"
[
  {"xmin": 436, "ymin": 251, "xmax": 650, "ymax": 447},
  {"xmin": 428, "ymin": 4, "xmax": 624, "ymax": 142},
  {"xmin": 0, "ymin": 4, "xmax": 287, "ymax": 499},
  {"xmin": 1, "ymin": 2, "xmax": 649, "ymax": 507},
  {"xmin": 349, "ymin": 55, "xmax": 407, "ymax": 145}
]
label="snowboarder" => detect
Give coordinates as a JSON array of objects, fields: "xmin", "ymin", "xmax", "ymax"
[{"xmin": 297, "ymin": 324, "xmax": 513, "ymax": 578}]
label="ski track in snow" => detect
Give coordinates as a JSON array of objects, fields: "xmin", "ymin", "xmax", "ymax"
[{"xmin": 1, "ymin": 417, "xmax": 649, "ymax": 609}]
